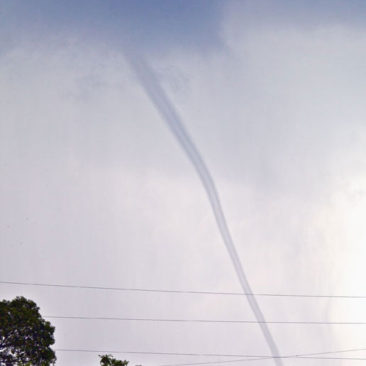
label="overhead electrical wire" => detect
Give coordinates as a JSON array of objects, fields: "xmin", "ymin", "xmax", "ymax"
[
  {"xmin": 45, "ymin": 315, "xmax": 366, "ymax": 325},
  {"xmin": 161, "ymin": 356, "xmax": 366, "ymax": 363},
  {"xmin": 52, "ymin": 347, "xmax": 366, "ymax": 359},
  {"xmin": 54, "ymin": 347, "xmax": 366, "ymax": 362},
  {"xmin": 2, "ymin": 280, "xmax": 366, "ymax": 299},
  {"xmin": 158, "ymin": 347, "xmax": 366, "ymax": 366}
]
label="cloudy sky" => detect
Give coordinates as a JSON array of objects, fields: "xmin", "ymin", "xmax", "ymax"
[{"xmin": 1, "ymin": 1, "xmax": 366, "ymax": 365}]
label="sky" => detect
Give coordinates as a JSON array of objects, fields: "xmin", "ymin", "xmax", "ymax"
[{"xmin": 1, "ymin": 1, "xmax": 366, "ymax": 365}]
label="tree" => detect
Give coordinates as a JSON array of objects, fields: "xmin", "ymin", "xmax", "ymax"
[
  {"xmin": 99, "ymin": 354, "xmax": 129, "ymax": 366},
  {"xmin": 0, "ymin": 296, "xmax": 56, "ymax": 366}
]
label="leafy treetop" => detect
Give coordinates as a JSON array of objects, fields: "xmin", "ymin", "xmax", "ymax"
[
  {"xmin": 0, "ymin": 296, "xmax": 56, "ymax": 366},
  {"xmin": 99, "ymin": 354, "xmax": 129, "ymax": 366}
]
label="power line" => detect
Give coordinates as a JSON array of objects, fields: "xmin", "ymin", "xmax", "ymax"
[
  {"xmin": 2, "ymin": 280, "xmax": 366, "ymax": 299},
  {"xmin": 159, "ymin": 347, "xmax": 366, "ymax": 366},
  {"xmin": 54, "ymin": 347, "xmax": 366, "ymax": 362},
  {"xmin": 297, "ymin": 356, "xmax": 366, "ymax": 361},
  {"xmin": 55, "ymin": 349, "xmax": 269, "ymax": 358},
  {"xmin": 162, "ymin": 358, "xmax": 270, "ymax": 365},
  {"xmin": 162, "ymin": 356, "xmax": 366, "ymax": 364},
  {"xmin": 45, "ymin": 315, "xmax": 366, "ymax": 325}
]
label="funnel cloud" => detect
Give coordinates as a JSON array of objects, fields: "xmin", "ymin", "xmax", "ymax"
[{"xmin": 125, "ymin": 51, "xmax": 283, "ymax": 366}]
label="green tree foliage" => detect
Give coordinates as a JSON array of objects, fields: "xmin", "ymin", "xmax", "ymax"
[
  {"xmin": 0, "ymin": 296, "xmax": 56, "ymax": 366},
  {"xmin": 99, "ymin": 354, "xmax": 129, "ymax": 366}
]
